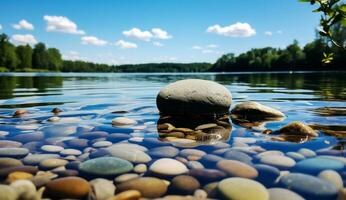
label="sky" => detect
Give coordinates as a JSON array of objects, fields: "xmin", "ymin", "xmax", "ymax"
[{"xmin": 0, "ymin": 0, "xmax": 321, "ymax": 65}]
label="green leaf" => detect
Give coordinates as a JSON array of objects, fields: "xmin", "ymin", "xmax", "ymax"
[{"xmin": 339, "ymin": 4, "xmax": 346, "ymax": 12}]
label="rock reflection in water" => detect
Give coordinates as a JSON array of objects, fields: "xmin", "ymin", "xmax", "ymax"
[{"xmin": 157, "ymin": 115, "xmax": 232, "ymax": 146}]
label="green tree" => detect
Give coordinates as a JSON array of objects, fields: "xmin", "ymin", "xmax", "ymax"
[
  {"xmin": 32, "ymin": 43, "xmax": 49, "ymax": 69},
  {"xmin": 47, "ymin": 48, "xmax": 62, "ymax": 71},
  {"xmin": 0, "ymin": 34, "xmax": 19, "ymax": 70},
  {"xmin": 16, "ymin": 45, "xmax": 33, "ymax": 69}
]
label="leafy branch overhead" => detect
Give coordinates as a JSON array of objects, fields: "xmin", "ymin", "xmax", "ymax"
[{"xmin": 300, "ymin": 0, "xmax": 346, "ymax": 50}]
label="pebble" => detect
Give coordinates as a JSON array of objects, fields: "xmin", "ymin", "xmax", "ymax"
[
  {"xmin": 92, "ymin": 141, "xmax": 112, "ymax": 148},
  {"xmin": 0, "ymin": 158, "xmax": 23, "ymax": 168},
  {"xmin": 11, "ymin": 132, "xmax": 44, "ymax": 143},
  {"xmin": 6, "ymin": 171, "xmax": 33, "ymax": 183},
  {"xmin": 279, "ymin": 173, "xmax": 338, "ymax": 200},
  {"xmin": 39, "ymin": 158, "xmax": 68, "ymax": 169},
  {"xmin": 268, "ymin": 188, "xmax": 305, "ymax": 200},
  {"xmin": 170, "ymin": 175, "xmax": 200, "ymax": 195},
  {"xmin": 149, "ymin": 158, "xmax": 188, "ymax": 176},
  {"xmin": 0, "ymin": 184, "xmax": 18, "ymax": 200},
  {"xmin": 218, "ymin": 177, "xmax": 269, "ymax": 200},
  {"xmin": 60, "ymin": 149, "xmax": 82, "ymax": 156},
  {"xmin": 112, "ymin": 117, "xmax": 137, "ymax": 126},
  {"xmin": 23, "ymin": 154, "xmax": 59, "ymax": 165},
  {"xmin": 224, "ymin": 149, "xmax": 253, "ymax": 165},
  {"xmin": 179, "ymin": 149, "xmax": 206, "ymax": 158},
  {"xmin": 254, "ymin": 164, "xmax": 280, "ymax": 186},
  {"xmin": 114, "ymin": 173, "xmax": 139, "ymax": 183},
  {"xmin": 13, "ymin": 109, "xmax": 28, "ymax": 117},
  {"xmin": 217, "ymin": 160, "xmax": 258, "ymax": 179},
  {"xmin": 41, "ymin": 125, "xmax": 77, "ymax": 137},
  {"xmin": 41, "ymin": 145, "xmax": 64, "ymax": 153},
  {"xmin": 48, "ymin": 116, "xmax": 60, "ymax": 122},
  {"xmin": 298, "ymin": 148, "xmax": 316, "ymax": 158},
  {"xmin": 187, "ymin": 161, "xmax": 204, "ymax": 169},
  {"xmin": 46, "ymin": 177, "xmax": 90, "ymax": 199},
  {"xmin": 106, "ymin": 133, "xmax": 131, "ymax": 143},
  {"xmin": 318, "ymin": 170, "xmax": 344, "ymax": 189},
  {"xmin": 10, "ymin": 180, "xmax": 37, "ymax": 200},
  {"xmin": 0, "ymin": 148, "xmax": 29, "ymax": 158},
  {"xmin": 260, "ymin": 155, "xmax": 296, "ymax": 169},
  {"xmin": 286, "ymin": 152, "xmax": 306, "ymax": 161},
  {"xmin": 116, "ymin": 177, "xmax": 168, "ymax": 198},
  {"xmin": 106, "ymin": 146, "xmax": 151, "ymax": 163},
  {"xmin": 79, "ymin": 131, "xmax": 108, "ymax": 140},
  {"xmin": 149, "ymin": 146, "xmax": 180, "ymax": 158},
  {"xmin": 189, "ymin": 169, "xmax": 226, "ymax": 183},
  {"xmin": 293, "ymin": 157, "xmax": 344, "ymax": 175},
  {"xmin": 66, "ymin": 138, "xmax": 89, "ymax": 149},
  {"xmin": 0, "ymin": 140, "xmax": 22, "ymax": 148},
  {"xmin": 134, "ymin": 164, "xmax": 147, "ymax": 173},
  {"xmin": 156, "ymin": 79, "xmax": 232, "ymax": 115},
  {"xmin": 278, "ymin": 121, "xmax": 318, "ymax": 137},
  {"xmin": 89, "ymin": 178, "xmax": 116, "ymax": 200},
  {"xmin": 111, "ymin": 190, "xmax": 141, "ymax": 200},
  {"xmin": 0, "ymin": 166, "xmax": 38, "ymax": 178},
  {"xmin": 231, "ymin": 101, "xmax": 285, "ymax": 119},
  {"xmin": 79, "ymin": 157, "xmax": 133, "ymax": 177}
]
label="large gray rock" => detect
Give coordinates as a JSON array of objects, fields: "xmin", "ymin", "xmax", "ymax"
[{"xmin": 156, "ymin": 79, "xmax": 232, "ymax": 115}]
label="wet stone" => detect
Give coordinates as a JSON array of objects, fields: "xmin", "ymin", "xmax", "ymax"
[
  {"xmin": 223, "ymin": 149, "xmax": 253, "ymax": 165},
  {"xmin": 0, "ymin": 140, "xmax": 22, "ymax": 148},
  {"xmin": 278, "ymin": 121, "xmax": 318, "ymax": 137},
  {"xmin": 318, "ymin": 170, "xmax": 344, "ymax": 190},
  {"xmin": 60, "ymin": 149, "xmax": 82, "ymax": 156},
  {"xmin": 0, "ymin": 158, "xmax": 23, "ymax": 168},
  {"xmin": 106, "ymin": 146, "xmax": 151, "ymax": 163},
  {"xmin": 268, "ymin": 188, "xmax": 305, "ymax": 200},
  {"xmin": 134, "ymin": 164, "xmax": 147, "ymax": 173},
  {"xmin": 149, "ymin": 146, "xmax": 179, "ymax": 158},
  {"xmin": 0, "ymin": 184, "xmax": 18, "ymax": 200},
  {"xmin": 217, "ymin": 160, "xmax": 258, "ymax": 179},
  {"xmin": 79, "ymin": 157, "xmax": 133, "ymax": 177},
  {"xmin": 65, "ymin": 138, "xmax": 89, "ymax": 149},
  {"xmin": 92, "ymin": 141, "xmax": 112, "ymax": 148},
  {"xmin": 293, "ymin": 157, "xmax": 345, "ymax": 175},
  {"xmin": 188, "ymin": 168, "xmax": 226, "ymax": 183},
  {"xmin": 79, "ymin": 131, "xmax": 108, "ymax": 140},
  {"xmin": 114, "ymin": 173, "xmax": 139, "ymax": 183},
  {"xmin": 0, "ymin": 148, "xmax": 29, "ymax": 158},
  {"xmin": 116, "ymin": 177, "xmax": 168, "ymax": 198},
  {"xmin": 149, "ymin": 158, "xmax": 188, "ymax": 176},
  {"xmin": 39, "ymin": 158, "xmax": 68, "ymax": 169},
  {"xmin": 279, "ymin": 173, "xmax": 338, "ymax": 200},
  {"xmin": 41, "ymin": 145, "xmax": 64, "ymax": 153},
  {"xmin": 112, "ymin": 117, "xmax": 137, "ymax": 126},
  {"xmin": 89, "ymin": 178, "xmax": 116, "ymax": 200},
  {"xmin": 260, "ymin": 155, "xmax": 296, "ymax": 170},
  {"xmin": 11, "ymin": 132, "xmax": 44, "ymax": 143},
  {"xmin": 45, "ymin": 177, "xmax": 90, "ymax": 199},
  {"xmin": 254, "ymin": 164, "xmax": 280, "ymax": 187},
  {"xmin": 169, "ymin": 175, "xmax": 200, "ymax": 195},
  {"xmin": 0, "ymin": 166, "xmax": 38, "ymax": 178},
  {"xmin": 23, "ymin": 154, "xmax": 59, "ymax": 165}
]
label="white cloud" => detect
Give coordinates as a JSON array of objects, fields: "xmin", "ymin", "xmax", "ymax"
[
  {"xmin": 264, "ymin": 31, "xmax": 273, "ymax": 36},
  {"xmin": 123, "ymin": 28, "xmax": 153, "ymax": 41},
  {"xmin": 0, "ymin": 24, "xmax": 2, "ymax": 30},
  {"xmin": 44, "ymin": 15, "xmax": 85, "ymax": 35},
  {"xmin": 13, "ymin": 19, "xmax": 34, "ymax": 30},
  {"xmin": 11, "ymin": 34, "xmax": 37, "ymax": 44},
  {"xmin": 151, "ymin": 28, "xmax": 172, "ymax": 39},
  {"xmin": 192, "ymin": 45, "xmax": 203, "ymax": 50},
  {"xmin": 115, "ymin": 40, "xmax": 138, "ymax": 49},
  {"xmin": 202, "ymin": 49, "xmax": 214, "ymax": 54},
  {"xmin": 207, "ymin": 22, "xmax": 256, "ymax": 37},
  {"xmin": 277, "ymin": 30, "xmax": 283, "ymax": 34},
  {"xmin": 153, "ymin": 41, "xmax": 163, "ymax": 47},
  {"xmin": 81, "ymin": 36, "xmax": 107, "ymax": 46},
  {"xmin": 63, "ymin": 51, "xmax": 84, "ymax": 61},
  {"xmin": 207, "ymin": 44, "xmax": 219, "ymax": 48}
]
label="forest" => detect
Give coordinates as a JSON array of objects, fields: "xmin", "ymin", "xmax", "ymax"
[{"xmin": 0, "ymin": 23, "xmax": 345, "ymax": 73}]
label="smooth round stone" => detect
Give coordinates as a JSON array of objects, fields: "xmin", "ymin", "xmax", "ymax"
[
  {"xmin": 60, "ymin": 149, "xmax": 82, "ymax": 156},
  {"xmin": 10, "ymin": 180, "xmax": 37, "ymax": 200},
  {"xmin": 0, "ymin": 166, "xmax": 38, "ymax": 178},
  {"xmin": 48, "ymin": 116, "xmax": 60, "ymax": 122},
  {"xmin": 170, "ymin": 175, "xmax": 200, "ymax": 195},
  {"xmin": 116, "ymin": 177, "xmax": 168, "ymax": 198},
  {"xmin": 7, "ymin": 171, "xmax": 33, "ymax": 183},
  {"xmin": 112, "ymin": 117, "xmax": 137, "ymax": 126},
  {"xmin": 39, "ymin": 158, "xmax": 68, "ymax": 169},
  {"xmin": 0, "ymin": 140, "xmax": 22, "ymax": 148},
  {"xmin": 268, "ymin": 188, "xmax": 305, "ymax": 200},
  {"xmin": 254, "ymin": 164, "xmax": 280, "ymax": 187},
  {"xmin": 297, "ymin": 148, "xmax": 316, "ymax": 158},
  {"xmin": 195, "ymin": 123, "xmax": 218, "ymax": 130},
  {"xmin": 41, "ymin": 145, "xmax": 64, "ymax": 153},
  {"xmin": 106, "ymin": 146, "xmax": 151, "ymax": 164},
  {"xmin": 200, "ymin": 154, "xmax": 223, "ymax": 167},
  {"xmin": 149, "ymin": 158, "xmax": 188, "ymax": 176},
  {"xmin": 111, "ymin": 190, "xmax": 141, "ymax": 200},
  {"xmin": 79, "ymin": 157, "xmax": 133, "ymax": 177},
  {"xmin": 92, "ymin": 141, "xmax": 112, "ymax": 148},
  {"xmin": 89, "ymin": 178, "xmax": 116, "ymax": 200},
  {"xmin": 319, "ymin": 156, "xmax": 346, "ymax": 165},
  {"xmin": 318, "ymin": 170, "xmax": 344, "ymax": 189},
  {"xmin": 79, "ymin": 131, "xmax": 108, "ymax": 140},
  {"xmin": 224, "ymin": 150, "xmax": 253, "ymax": 165},
  {"xmin": 41, "ymin": 125, "xmax": 77, "ymax": 137},
  {"xmin": 149, "ymin": 146, "xmax": 179, "ymax": 158},
  {"xmin": 23, "ymin": 154, "xmax": 59, "ymax": 165},
  {"xmin": 114, "ymin": 173, "xmax": 139, "ymax": 183},
  {"xmin": 0, "ymin": 158, "xmax": 23, "ymax": 168},
  {"xmin": 11, "ymin": 132, "xmax": 44, "ymax": 143},
  {"xmin": 231, "ymin": 101, "xmax": 285, "ymax": 118},
  {"xmin": 189, "ymin": 169, "xmax": 226, "ymax": 183},
  {"xmin": 293, "ymin": 157, "xmax": 344, "ymax": 175},
  {"xmin": 180, "ymin": 149, "xmax": 206, "ymax": 158},
  {"xmin": 257, "ymin": 150, "xmax": 284, "ymax": 158},
  {"xmin": 218, "ymin": 177, "xmax": 269, "ymax": 200},
  {"xmin": 338, "ymin": 188, "xmax": 346, "ymax": 200},
  {"xmin": 0, "ymin": 148, "xmax": 29, "ymax": 158},
  {"xmin": 0, "ymin": 131, "xmax": 9, "ymax": 137},
  {"xmin": 134, "ymin": 164, "xmax": 147, "ymax": 173},
  {"xmin": 65, "ymin": 139, "xmax": 88, "ymax": 149},
  {"xmin": 187, "ymin": 161, "xmax": 204, "ymax": 169},
  {"xmin": 286, "ymin": 152, "xmax": 306, "ymax": 161},
  {"xmin": 156, "ymin": 79, "xmax": 232, "ymax": 115},
  {"xmin": 109, "ymin": 143, "xmax": 148, "ymax": 151},
  {"xmin": 56, "ymin": 169, "xmax": 79, "ymax": 177},
  {"xmin": 279, "ymin": 173, "xmax": 338, "ymax": 200},
  {"xmin": 46, "ymin": 177, "xmax": 90, "ymax": 199},
  {"xmin": 217, "ymin": 160, "xmax": 258, "ymax": 179},
  {"xmin": 260, "ymin": 155, "xmax": 296, "ymax": 169},
  {"xmin": 0, "ymin": 185, "xmax": 18, "ymax": 200},
  {"xmin": 278, "ymin": 121, "xmax": 318, "ymax": 137}
]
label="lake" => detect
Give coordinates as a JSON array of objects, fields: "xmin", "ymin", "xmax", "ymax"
[{"xmin": 0, "ymin": 71, "xmax": 345, "ymax": 199}]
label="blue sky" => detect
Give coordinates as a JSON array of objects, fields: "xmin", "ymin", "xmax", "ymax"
[{"xmin": 0, "ymin": 0, "xmax": 320, "ymax": 64}]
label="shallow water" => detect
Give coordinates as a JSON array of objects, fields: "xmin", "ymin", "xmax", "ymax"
[{"xmin": 0, "ymin": 71, "xmax": 345, "ymax": 199}]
